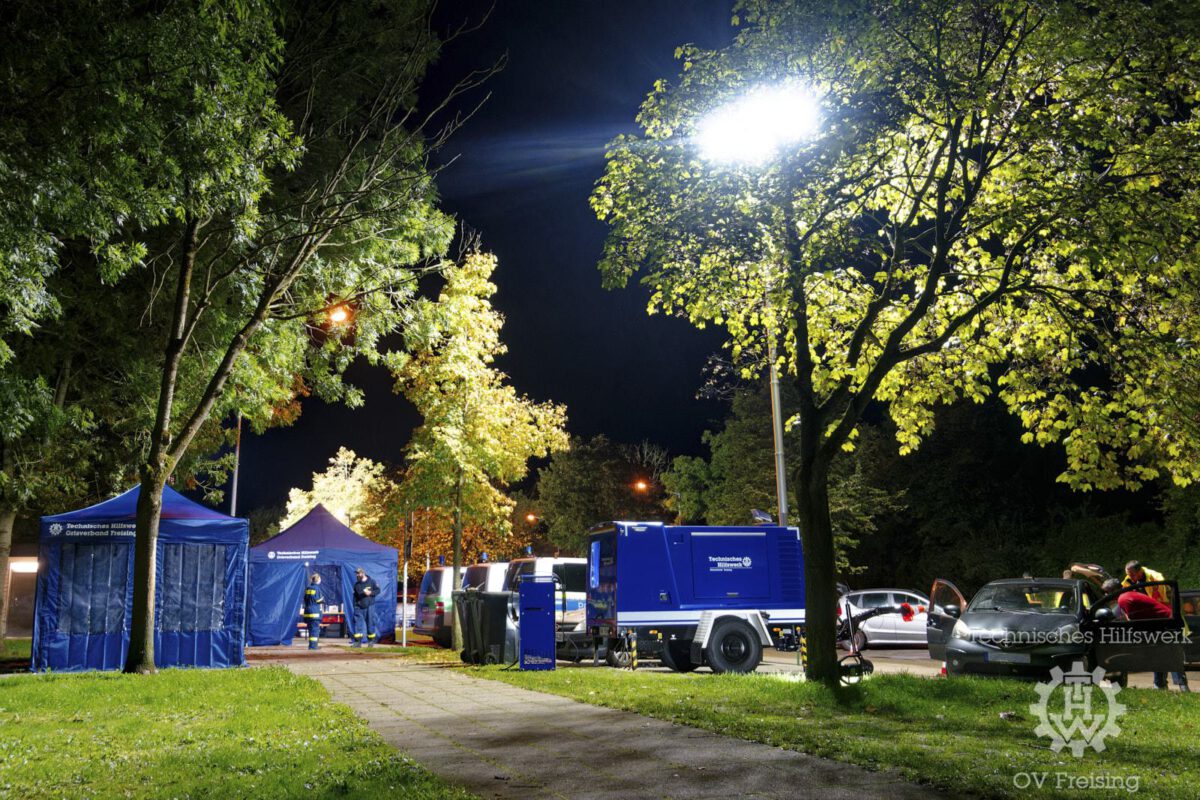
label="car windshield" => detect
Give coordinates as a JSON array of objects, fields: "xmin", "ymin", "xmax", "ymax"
[
  {"xmin": 969, "ymin": 584, "xmax": 1077, "ymax": 614},
  {"xmin": 552, "ymin": 563, "xmax": 586, "ymax": 593},
  {"xmin": 419, "ymin": 570, "xmax": 442, "ymax": 595},
  {"xmin": 463, "ymin": 566, "xmax": 489, "ymax": 589},
  {"xmin": 503, "ymin": 561, "xmax": 535, "ymax": 590}
]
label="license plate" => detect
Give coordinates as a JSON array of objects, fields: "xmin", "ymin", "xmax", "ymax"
[{"xmin": 987, "ymin": 651, "xmax": 1031, "ymax": 664}]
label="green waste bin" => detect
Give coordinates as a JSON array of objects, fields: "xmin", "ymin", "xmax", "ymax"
[
  {"xmin": 453, "ymin": 589, "xmax": 486, "ymax": 663},
  {"xmin": 478, "ymin": 590, "xmax": 517, "ymax": 665}
]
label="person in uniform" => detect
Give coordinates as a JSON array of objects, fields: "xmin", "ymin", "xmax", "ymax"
[
  {"xmin": 351, "ymin": 567, "xmax": 381, "ymax": 648},
  {"xmin": 303, "ymin": 573, "xmax": 325, "ymax": 650}
]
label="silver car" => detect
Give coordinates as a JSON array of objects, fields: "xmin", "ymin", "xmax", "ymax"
[{"xmin": 839, "ymin": 588, "xmax": 933, "ymax": 650}]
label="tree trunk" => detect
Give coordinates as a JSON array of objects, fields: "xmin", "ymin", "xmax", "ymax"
[
  {"xmin": 125, "ymin": 473, "xmax": 165, "ymax": 674},
  {"xmin": 451, "ymin": 471, "xmax": 464, "ymax": 651},
  {"xmin": 0, "ymin": 507, "xmax": 15, "ymax": 642},
  {"xmin": 794, "ymin": 410, "xmax": 839, "ymax": 686}
]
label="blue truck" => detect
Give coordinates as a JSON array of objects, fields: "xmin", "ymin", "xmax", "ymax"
[{"xmin": 587, "ymin": 522, "xmax": 805, "ymax": 673}]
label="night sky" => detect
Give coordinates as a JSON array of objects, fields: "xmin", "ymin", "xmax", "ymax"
[{"xmin": 237, "ymin": 2, "xmax": 738, "ymax": 511}]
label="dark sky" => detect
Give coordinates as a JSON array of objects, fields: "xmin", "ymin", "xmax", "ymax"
[{"xmin": 237, "ymin": 1, "xmax": 738, "ymax": 511}]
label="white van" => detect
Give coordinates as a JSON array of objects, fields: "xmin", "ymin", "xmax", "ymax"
[
  {"xmin": 462, "ymin": 561, "xmax": 508, "ymax": 592},
  {"xmin": 503, "ymin": 557, "xmax": 587, "ymax": 631},
  {"xmin": 415, "ymin": 566, "xmax": 457, "ymax": 647}
]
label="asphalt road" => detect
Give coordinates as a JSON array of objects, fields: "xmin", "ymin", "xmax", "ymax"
[{"xmin": 393, "ymin": 630, "xmax": 1188, "ymax": 690}]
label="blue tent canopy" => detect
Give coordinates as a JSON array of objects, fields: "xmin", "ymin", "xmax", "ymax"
[
  {"xmin": 33, "ymin": 485, "xmax": 249, "ymax": 672},
  {"xmin": 247, "ymin": 504, "xmax": 397, "ymax": 646}
]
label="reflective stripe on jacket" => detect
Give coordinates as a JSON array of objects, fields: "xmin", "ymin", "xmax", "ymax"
[
  {"xmin": 303, "ymin": 582, "xmax": 325, "ymax": 618},
  {"xmin": 1122, "ymin": 567, "xmax": 1169, "ymax": 604}
]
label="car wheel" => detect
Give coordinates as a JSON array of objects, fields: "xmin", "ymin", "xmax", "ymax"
[
  {"xmin": 659, "ymin": 640, "xmax": 698, "ymax": 673},
  {"xmin": 705, "ymin": 619, "xmax": 762, "ymax": 674},
  {"xmin": 852, "ymin": 629, "xmax": 869, "ymax": 653}
]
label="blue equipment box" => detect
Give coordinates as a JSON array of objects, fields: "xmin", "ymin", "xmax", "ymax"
[
  {"xmin": 587, "ymin": 523, "xmax": 805, "ymax": 635},
  {"xmin": 518, "ymin": 579, "xmax": 556, "ymax": 671}
]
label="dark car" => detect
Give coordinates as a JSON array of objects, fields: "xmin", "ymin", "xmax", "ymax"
[
  {"xmin": 927, "ymin": 577, "xmax": 1187, "ymax": 682},
  {"xmin": 1183, "ymin": 589, "xmax": 1200, "ymax": 668}
]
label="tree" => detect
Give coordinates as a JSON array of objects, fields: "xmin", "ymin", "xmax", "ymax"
[
  {"xmin": 0, "ymin": 1, "xmax": 302, "ymax": 362},
  {"xmin": 105, "ymin": 0, "xmax": 486, "ymax": 673},
  {"xmin": 593, "ymin": 0, "xmax": 1200, "ymax": 682},
  {"xmin": 392, "ymin": 251, "xmax": 569, "ymax": 646},
  {"xmin": 665, "ymin": 387, "xmax": 902, "ymax": 573},
  {"xmin": 0, "ymin": 262, "xmax": 242, "ymax": 641},
  {"xmin": 284, "ymin": 448, "xmax": 391, "ymax": 531},
  {"xmin": 535, "ymin": 435, "xmax": 671, "ymax": 554}
]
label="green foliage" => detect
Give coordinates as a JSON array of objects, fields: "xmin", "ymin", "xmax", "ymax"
[
  {"xmin": 248, "ymin": 503, "xmax": 286, "ymax": 546},
  {"xmin": 664, "ymin": 387, "xmax": 903, "ymax": 573},
  {"xmin": 284, "ymin": 447, "xmax": 392, "ymax": 531},
  {"xmin": 843, "ymin": 400, "xmax": 1200, "ymax": 595},
  {"xmin": 594, "ymin": 0, "xmax": 1200, "ymax": 681},
  {"xmin": 594, "ymin": 0, "xmax": 1200, "ymax": 490},
  {"xmin": 394, "ymin": 252, "xmax": 569, "ymax": 534},
  {"xmin": 535, "ymin": 435, "xmax": 671, "ymax": 554},
  {"xmin": 0, "ymin": 0, "xmax": 293, "ymax": 362},
  {"xmin": 0, "ymin": 666, "xmax": 473, "ymax": 799}
]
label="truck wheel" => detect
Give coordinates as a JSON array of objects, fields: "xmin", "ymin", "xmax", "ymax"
[
  {"xmin": 705, "ymin": 619, "xmax": 762, "ymax": 674},
  {"xmin": 659, "ymin": 640, "xmax": 697, "ymax": 673}
]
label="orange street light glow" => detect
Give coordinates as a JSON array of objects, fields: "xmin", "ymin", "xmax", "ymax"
[
  {"xmin": 329, "ymin": 305, "xmax": 350, "ymax": 324},
  {"xmin": 525, "ymin": 513, "xmax": 538, "ymax": 523},
  {"xmin": 634, "ymin": 480, "xmax": 649, "ymax": 492}
]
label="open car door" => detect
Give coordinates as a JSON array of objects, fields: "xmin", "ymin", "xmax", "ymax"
[
  {"xmin": 1089, "ymin": 581, "xmax": 1186, "ymax": 674},
  {"xmin": 927, "ymin": 579, "xmax": 967, "ymax": 661},
  {"xmin": 1065, "ymin": 562, "xmax": 1112, "ymax": 591}
]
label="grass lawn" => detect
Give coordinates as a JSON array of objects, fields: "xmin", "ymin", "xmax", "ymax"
[
  {"xmin": 1, "ymin": 637, "xmax": 31, "ymax": 661},
  {"xmin": 477, "ymin": 667, "xmax": 1198, "ymax": 799},
  {"xmin": 0, "ymin": 666, "xmax": 474, "ymax": 800}
]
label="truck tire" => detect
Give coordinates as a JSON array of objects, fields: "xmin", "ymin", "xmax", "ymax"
[
  {"xmin": 705, "ymin": 618, "xmax": 762, "ymax": 674},
  {"xmin": 659, "ymin": 640, "xmax": 698, "ymax": 673}
]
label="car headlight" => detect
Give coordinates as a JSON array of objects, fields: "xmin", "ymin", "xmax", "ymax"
[{"xmin": 951, "ymin": 619, "xmax": 971, "ymax": 640}]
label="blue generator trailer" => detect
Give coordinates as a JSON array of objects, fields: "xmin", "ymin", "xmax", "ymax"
[{"xmin": 587, "ymin": 522, "xmax": 804, "ymax": 673}]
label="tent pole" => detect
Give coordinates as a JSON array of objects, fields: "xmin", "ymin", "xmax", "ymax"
[{"xmin": 230, "ymin": 412, "xmax": 242, "ymax": 517}]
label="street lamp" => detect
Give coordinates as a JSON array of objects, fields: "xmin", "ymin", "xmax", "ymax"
[
  {"xmin": 696, "ymin": 84, "xmax": 822, "ymax": 164},
  {"xmin": 633, "ymin": 479, "xmax": 649, "ymax": 493},
  {"xmin": 695, "ymin": 83, "xmax": 824, "ymax": 528}
]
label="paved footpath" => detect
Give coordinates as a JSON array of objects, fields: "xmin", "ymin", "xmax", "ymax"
[{"xmin": 282, "ymin": 654, "xmax": 948, "ymax": 800}]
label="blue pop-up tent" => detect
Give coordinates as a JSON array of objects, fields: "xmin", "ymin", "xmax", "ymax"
[
  {"xmin": 247, "ymin": 504, "xmax": 397, "ymax": 646},
  {"xmin": 33, "ymin": 485, "xmax": 249, "ymax": 672}
]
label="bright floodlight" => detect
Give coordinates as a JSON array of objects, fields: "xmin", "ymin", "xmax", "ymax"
[
  {"xmin": 329, "ymin": 304, "xmax": 350, "ymax": 324},
  {"xmin": 696, "ymin": 84, "xmax": 822, "ymax": 164}
]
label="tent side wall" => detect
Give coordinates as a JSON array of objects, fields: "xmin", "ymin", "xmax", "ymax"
[
  {"xmin": 33, "ymin": 515, "xmax": 248, "ymax": 672},
  {"xmin": 247, "ymin": 558, "xmax": 308, "ymax": 646},
  {"xmin": 154, "ymin": 522, "xmax": 249, "ymax": 668},
  {"xmin": 33, "ymin": 536, "xmax": 135, "ymax": 671},
  {"xmin": 247, "ymin": 546, "xmax": 398, "ymax": 646}
]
